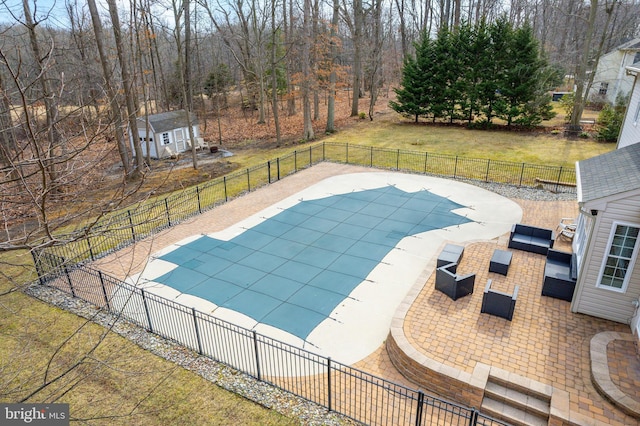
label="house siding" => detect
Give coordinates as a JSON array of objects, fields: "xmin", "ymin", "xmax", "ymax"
[
  {"xmin": 618, "ymin": 73, "xmax": 640, "ymax": 148},
  {"xmin": 589, "ymin": 40, "xmax": 640, "ymax": 104},
  {"xmin": 573, "ymin": 196, "xmax": 640, "ymax": 323}
]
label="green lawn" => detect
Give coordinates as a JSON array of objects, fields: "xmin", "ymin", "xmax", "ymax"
[{"xmin": 319, "ymin": 114, "xmax": 614, "ymax": 167}]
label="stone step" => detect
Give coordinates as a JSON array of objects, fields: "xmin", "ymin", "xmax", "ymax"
[
  {"xmin": 488, "ymin": 368, "xmax": 553, "ymax": 404},
  {"xmin": 485, "ymin": 381, "xmax": 550, "ymax": 419},
  {"xmin": 481, "ymin": 396, "xmax": 548, "ymax": 426}
]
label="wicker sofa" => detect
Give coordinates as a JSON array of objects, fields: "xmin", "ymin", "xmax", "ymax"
[
  {"xmin": 542, "ymin": 249, "xmax": 577, "ymax": 301},
  {"xmin": 508, "ymin": 224, "xmax": 555, "ymax": 255}
]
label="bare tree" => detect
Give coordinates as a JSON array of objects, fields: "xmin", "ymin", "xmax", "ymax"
[
  {"xmin": 106, "ymin": 0, "xmax": 144, "ymax": 177},
  {"xmin": 301, "ymin": 0, "xmax": 315, "ymax": 139},
  {"xmin": 86, "ymin": 0, "xmax": 133, "ymax": 177},
  {"xmin": 325, "ymin": 0, "xmax": 340, "ymax": 133}
]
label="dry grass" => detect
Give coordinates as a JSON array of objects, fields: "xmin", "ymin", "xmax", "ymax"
[{"xmin": 0, "ymin": 284, "xmax": 300, "ymax": 425}]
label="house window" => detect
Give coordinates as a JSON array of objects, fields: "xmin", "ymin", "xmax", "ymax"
[
  {"xmin": 597, "ymin": 223, "xmax": 640, "ymax": 292},
  {"xmin": 161, "ymin": 133, "xmax": 170, "ymax": 145},
  {"xmin": 634, "ymin": 101, "xmax": 640, "ymax": 126},
  {"xmin": 634, "ymin": 52, "xmax": 640, "ymax": 64},
  {"xmin": 598, "ymin": 82, "xmax": 609, "ymax": 96}
]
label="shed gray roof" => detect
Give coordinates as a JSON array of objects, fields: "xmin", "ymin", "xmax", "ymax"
[
  {"xmin": 139, "ymin": 110, "xmax": 198, "ymax": 133},
  {"xmin": 577, "ymin": 142, "xmax": 640, "ymax": 203}
]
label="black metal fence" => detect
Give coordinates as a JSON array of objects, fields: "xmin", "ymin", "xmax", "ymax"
[
  {"xmin": 33, "ymin": 142, "xmax": 576, "ymax": 278},
  {"xmin": 29, "ymin": 142, "xmax": 575, "ymax": 425},
  {"xmin": 35, "ymin": 254, "xmax": 509, "ymax": 426}
]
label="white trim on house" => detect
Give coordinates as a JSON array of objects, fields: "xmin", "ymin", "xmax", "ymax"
[{"xmin": 595, "ymin": 221, "xmax": 640, "ymax": 293}]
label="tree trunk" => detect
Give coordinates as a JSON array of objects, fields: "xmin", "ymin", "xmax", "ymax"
[
  {"xmin": 351, "ymin": 0, "xmax": 363, "ymax": 117},
  {"xmin": 368, "ymin": 0, "xmax": 383, "ymax": 120},
  {"xmin": 0, "ymin": 72, "xmax": 17, "ymax": 173},
  {"xmin": 87, "ymin": 0, "xmax": 132, "ymax": 177},
  {"xmin": 106, "ymin": 0, "xmax": 144, "ymax": 177},
  {"xmin": 569, "ymin": 0, "xmax": 598, "ymax": 132},
  {"xmin": 302, "ymin": 0, "xmax": 315, "ymax": 140},
  {"xmin": 271, "ymin": 0, "xmax": 281, "ymax": 145},
  {"xmin": 325, "ymin": 0, "xmax": 340, "ymax": 133},
  {"xmin": 22, "ymin": 0, "xmax": 62, "ymax": 190},
  {"xmin": 183, "ymin": 0, "xmax": 198, "ymax": 169}
]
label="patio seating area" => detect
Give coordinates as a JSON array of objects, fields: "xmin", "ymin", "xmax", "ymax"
[{"xmin": 373, "ymin": 198, "xmax": 640, "ymax": 425}]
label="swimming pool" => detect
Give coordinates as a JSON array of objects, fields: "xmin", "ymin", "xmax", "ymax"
[{"xmin": 131, "ymin": 172, "xmax": 522, "ymax": 363}]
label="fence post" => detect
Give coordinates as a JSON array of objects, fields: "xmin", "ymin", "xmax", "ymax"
[
  {"xmin": 468, "ymin": 409, "xmax": 479, "ymax": 426},
  {"xmin": 252, "ymin": 331, "xmax": 261, "ymax": 381},
  {"xmin": 519, "ymin": 163, "xmax": 525, "ymax": 187},
  {"xmin": 98, "ymin": 271, "xmax": 110, "ymax": 311},
  {"xmin": 277, "ymin": 158, "xmax": 280, "ymax": 180},
  {"xmin": 414, "ymin": 390, "xmax": 424, "ymax": 426},
  {"xmin": 141, "ymin": 289, "xmax": 153, "ymax": 333},
  {"xmin": 370, "ymin": 146, "xmax": 373, "ymax": 167},
  {"xmin": 223, "ymin": 176, "xmax": 228, "ymax": 202},
  {"xmin": 192, "ymin": 308, "xmax": 203, "ymax": 355},
  {"xmin": 165, "ymin": 199, "xmax": 171, "ymax": 227},
  {"xmin": 294, "ymin": 150, "xmax": 297, "ymax": 172},
  {"xmin": 485, "ymin": 159, "xmax": 491, "ymax": 182},
  {"xmin": 327, "ymin": 357, "xmax": 332, "ymax": 412},
  {"xmin": 87, "ymin": 236, "xmax": 95, "ymax": 261},
  {"xmin": 267, "ymin": 161, "xmax": 271, "ymax": 184},
  {"xmin": 397, "ymin": 149, "xmax": 400, "ymax": 170},
  {"xmin": 346, "ymin": 143, "xmax": 349, "ymax": 164},
  {"xmin": 196, "ymin": 186, "xmax": 202, "ymax": 214},
  {"xmin": 128, "ymin": 210, "xmax": 136, "ymax": 241},
  {"xmin": 322, "ymin": 142, "xmax": 325, "ymax": 161},
  {"xmin": 64, "ymin": 264, "xmax": 75, "ymax": 298},
  {"xmin": 454, "ymin": 156, "xmax": 459, "ymax": 178},
  {"xmin": 424, "ymin": 152, "xmax": 428, "ymax": 174},
  {"xmin": 247, "ymin": 168, "xmax": 251, "ymax": 192},
  {"xmin": 555, "ymin": 166, "xmax": 563, "ymax": 193}
]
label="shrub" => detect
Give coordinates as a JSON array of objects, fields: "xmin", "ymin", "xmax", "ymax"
[{"xmin": 596, "ymin": 102, "xmax": 625, "ymax": 142}]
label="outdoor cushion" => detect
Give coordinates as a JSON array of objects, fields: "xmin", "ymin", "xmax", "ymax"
[
  {"xmin": 435, "ymin": 262, "xmax": 475, "ymax": 301},
  {"xmin": 508, "ymin": 224, "xmax": 554, "ymax": 255},
  {"xmin": 542, "ymin": 249, "xmax": 577, "ymax": 301}
]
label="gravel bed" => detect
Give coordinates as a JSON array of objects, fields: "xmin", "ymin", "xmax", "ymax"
[
  {"xmin": 24, "ymin": 283, "xmax": 353, "ymax": 426},
  {"xmin": 463, "ymin": 180, "xmax": 577, "ymax": 201},
  {"xmin": 22, "ymin": 180, "xmax": 573, "ymax": 425}
]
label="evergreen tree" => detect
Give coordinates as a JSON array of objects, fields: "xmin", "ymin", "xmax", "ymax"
[
  {"xmin": 482, "ymin": 17, "xmax": 511, "ymax": 125},
  {"xmin": 431, "ymin": 26, "xmax": 453, "ymax": 122},
  {"xmin": 390, "ymin": 31, "xmax": 433, "ymax": 122},
  {"xmin": 496, "ymin": 23, "xmax": 542, "ymax": 126}
]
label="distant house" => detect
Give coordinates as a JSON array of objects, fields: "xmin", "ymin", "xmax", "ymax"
[
  {"xmin": 572, "ymin": 76, "xmax": 640, "ymax": 344},
  {"xmin": 130, "ymin": 110, "xmax": 201, "ymax": 159},
  {"xmin": 617, "ymin": 66, "xmax": 640, "ymax": 148},
  {"xmin": 587, "ymin": 38, "xmax": 640, "ymax": 105}
]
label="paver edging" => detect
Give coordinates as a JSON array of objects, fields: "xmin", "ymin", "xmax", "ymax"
[
  {"xmin": 385, "ymin": 241, "xmax": 488, "ymax": 408},
  {"xmin": 590, "ymin": 331, "xmax": 640, "ymax": 419}
]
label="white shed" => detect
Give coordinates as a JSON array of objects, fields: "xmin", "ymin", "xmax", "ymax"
[{"xmin": 130, "ymin": 110, "xmax": 202, "ymax": 159}]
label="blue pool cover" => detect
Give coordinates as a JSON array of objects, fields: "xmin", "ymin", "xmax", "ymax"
[{"xmin": 155, "ymin": 185, "xmax": 473, "ymax": 339}]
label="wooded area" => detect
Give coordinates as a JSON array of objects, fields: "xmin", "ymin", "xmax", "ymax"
[{"xmin": 0, "ymin": 0, "xmax": 639, "ymax": 255}]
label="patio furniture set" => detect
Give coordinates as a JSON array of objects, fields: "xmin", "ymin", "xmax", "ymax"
[{"xmin": 435, "ymin": 221, "xmax": 578, "ymax": 321}]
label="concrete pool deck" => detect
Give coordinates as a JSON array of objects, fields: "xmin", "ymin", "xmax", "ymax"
[{"xmin": 93, "ymin": 163, "xmax": 639, "ymax": 425}]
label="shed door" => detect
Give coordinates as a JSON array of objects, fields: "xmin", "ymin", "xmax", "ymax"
[{"xmin": 175, "ymin": 128, "xmax": 186, "ymax": 152}]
